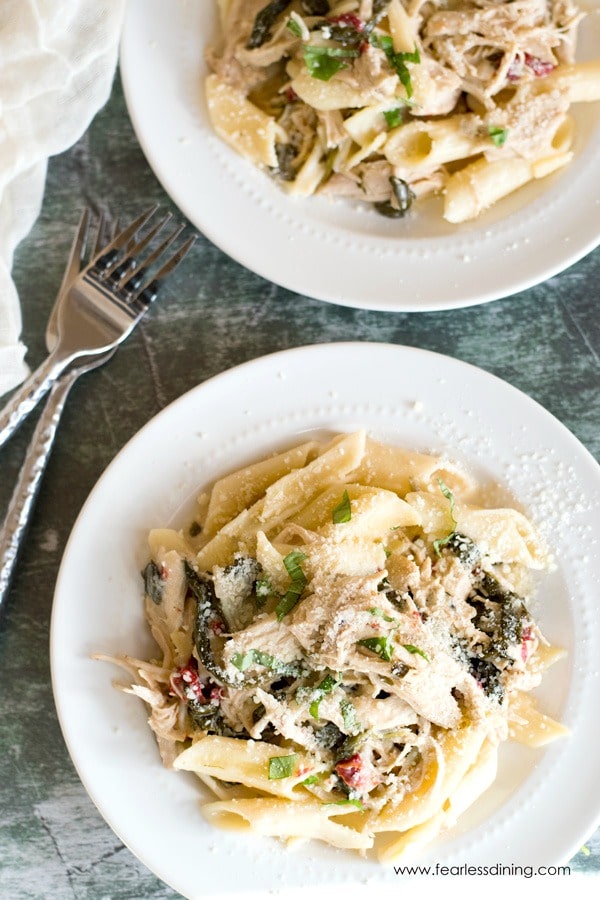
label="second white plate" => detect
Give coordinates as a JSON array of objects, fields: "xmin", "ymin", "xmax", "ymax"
[
  {"xmin": 120, "ymin": 1, "xmax": 600, "ymax": 312},
  {"xmin": 51, "ymin": 343, "xmax": 600, "ymax": 899}
]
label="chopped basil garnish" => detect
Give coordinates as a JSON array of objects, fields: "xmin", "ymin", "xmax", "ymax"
[
  {"xmin": 309, "ymin": 672, "xmax": 341, "ymax": 719},
  {"xmin": 403, "ymin": 644, "xmax": 430, "ymax": 662},
  {"xmin": 286, "ymin": 17, "xmax": 302, "ymax": 38},
  {"xmin": 231, "ymin": 648, "xmax": 302, "ymax": 675},
  {"xmin": 372, "ymin": 35, "xmax": 420, "ymax": 98},
  {"xmin": 369, "ymin": 607, "xmax": 395, "ymax": 622},
  {"xmin": 302, "ymin": 773, "xmax": 321, "ymax": 785},
  {"xmin": 488, "ymin": 125, "xmax": 509, "ymax": 147},
  {"xmin": 275, "ymin": 551, "xmax": 308, "ymax": 620},
  {"xmin": 358, "ymin": 634, "xmax": 394, "ymax": 662},
  {"xmin": 303, "ymin": 44, "xmax": 359, "ymax": 81},
  {"xmin": 268, "ymin": 753, "xmax": 299, "ymax": 779},
  {"xmin": 383, "ymin": 107, "xmax": 403, "ymax": 128},
  {"xmin": 332, "ymin": 489, "xmax": 352, "ymax": 524},
  {"xmin": 284, "ymin": 549, "xmax": 307, "ymax": 581},
  {"xmin": 395, "ymin": 46, "xmax": 421, "ymax": 97},
  {"xmin": 433, "ymin": 477, "xmax": 458, "ymax": 556}
]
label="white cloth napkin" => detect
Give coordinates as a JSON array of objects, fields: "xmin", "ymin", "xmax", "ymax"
[{"xmin": 0, "ymin": 0, "xmax": 125, "ymax": 398}]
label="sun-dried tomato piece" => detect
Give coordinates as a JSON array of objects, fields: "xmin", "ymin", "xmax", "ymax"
[{"xmin": 335, "ymin": 753, "xmax": 380, "ymax": 793}]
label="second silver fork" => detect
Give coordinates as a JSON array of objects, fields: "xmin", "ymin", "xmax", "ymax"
[
  {"xmin": 0, "ymin": 212, "xmax": 118, "ymax": 615},
  {"xmin": 0, "ymin": 208, "xmax": 194, "ymax": 614}
]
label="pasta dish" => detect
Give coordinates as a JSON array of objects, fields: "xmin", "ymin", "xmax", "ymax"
[
  {"xmin": 99, "ymin": 431, "xmax": 568, "ymax": 860},
  {"xmin": 205, "ymin": 0, "xmax": 599, "ymax": 222}
]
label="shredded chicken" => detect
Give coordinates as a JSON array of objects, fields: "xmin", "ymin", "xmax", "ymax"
[{"xmin": 204, "ymin": 0, "xmax": 589, "ymax": 220}]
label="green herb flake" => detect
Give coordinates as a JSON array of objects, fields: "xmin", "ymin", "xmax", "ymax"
[
  {"xmin": 433, "ymin": 477, "xmax": 458, "ymax": 556},
  {"xmin": 332, "ymin": 489, "xmax": 352, "ymax": 524},
  {"xmin": 372, "ymin": 36, "xmax": 420, "ymax": 98},
  {"xmin": 396, "ymin": 47, "xmax": 421, "ymax": 99},
  {"xmin": 369, "ymin": 607, "xmax": 395, "ymax": 622},
  {"xmin": 286, "ymin": 17, "xmax": 302, "ymax": 37},
  {"xmin": 283, "ymin": 549, "xmax": 307, "ymax": 580},
  {"xmin": 302, "ymin": 773, "xmax": 321, "ymax": 785},
  {"xmin": 383, "ymin": 107, "xmax": 403, "ymax": 128},
  {"xmin": 276, "ymin": 551, "xmax": 308, "ymax": 620},
  {"xmin": 303, "ymin": 44, "xmax": 359, "ymax": 82},
  {"xmin": 403, "ymin": 644, "xmax": 430, "ymax": 662},
  {"xmin": 309, "ymin": 672, "xmax": 341, "ymax": 719},
  {"xmin": 231, "ymin": 649, "xmax": 271, "ymax": 671},
  {"xmin": 358, "ymin": 635, "xmax": 394, "ymax": 662},
  {"xmin": 488, "ymin": 125, "xmax": 509, "ymax": 147},
  {"xmin": 268, "ymin": 753, "xmax": 299, "ymax": 780},
  {"xmin": 231, "ymin": 648, "xmax": 299, "ymax": 674},
  {"xmin": 374, "ymin": 34, "xmax": 393, "ymax": 53}
]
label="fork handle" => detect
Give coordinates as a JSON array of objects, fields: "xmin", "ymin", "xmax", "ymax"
[
  {"xmin": 0, "ymin": 351, "xmax": 71, "ymax": 450},
  {"xmin": 0, "ymin": 370, "xmax": 78, "ymax": 616}
]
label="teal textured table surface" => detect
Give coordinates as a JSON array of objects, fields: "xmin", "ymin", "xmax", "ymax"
[{"xmin": 0, "ymin": 72, "xmax": 599, "ymax": 899}]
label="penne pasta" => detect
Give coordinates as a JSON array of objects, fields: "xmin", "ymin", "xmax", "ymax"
[
  {"xmin": 205, "ymin": 73, "xmax": 285, "ymax": 168},
  {"xmin": 387, "ymin": 0, "xmax": 418, "ymax": 54},
  {"xmin": 508, "ymin": 692, "xmax": 571, "ymax": 748},
  {"xmin": 383, "ymin": 114, "xmax": 489, "ymax": 172},
  {"xmin": 541, "ymin": 61, "xmax": 600, "ymax": 103},
  {"xmin": 259, "ymin": 430, "xmax": 366, "ymax": 521},
  {"xmin": 370, "ymin": 723, "xmax": 488, "ymax": 832},
  {"xmin": 202, "ymin": 796, "xmax": 374, "ymax": 850},
  {"xmin": 101, "ymin": 431, "xmax": 568, "ymax": 861},
  {"xmin": 203, "ymin": 0, "xmax": 599, "ymax": 221},
  {"xmin": 443, "ymin": 151, "xmax": 572, "ymax": 224},
  {"xmin": 203, "ymin": 441, "xmax": 318, "ymax": 538},
  {"xmin": 173, "ymin": 734, "xmax": 327, "ymax": 799}
]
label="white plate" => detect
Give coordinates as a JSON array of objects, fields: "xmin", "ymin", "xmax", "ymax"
[
  {"xmin": 51, "ymin": 343, "xmax": 600, "ymax": 898},
  {"xmin": 119, "ymin": 1, "xmax": 600, "ymax": 313}
]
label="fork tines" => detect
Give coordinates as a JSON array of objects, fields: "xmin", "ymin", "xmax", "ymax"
[
  {"xmin": 130, "ymin": 234, "xmax": 197, "ymax": 307},
  {"xmin": 91, "ymin": 205, "xmax": 158, "ymax": 275},
  {"xmin": 88, "ymin": 206, "xmax": 196, "ymax": 308},
  {"xmin": 107, "ymin": 211, "xmax": 173, "ymax": 285}
]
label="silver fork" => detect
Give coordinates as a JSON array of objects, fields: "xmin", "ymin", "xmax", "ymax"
[
  {"xmin": 0, "ymin": 206, "xmax": 195, "ymax": 449},
  {"xmin": 0, "ymin": 208, "xmax": 195, "ymax": 613},
  {"xmin": 0, "ymin": 211, "xmax": 115, "ymax": 615}
]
